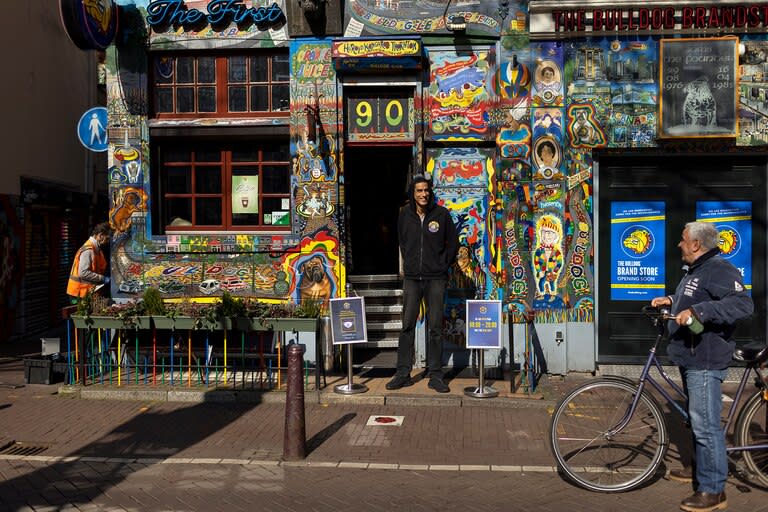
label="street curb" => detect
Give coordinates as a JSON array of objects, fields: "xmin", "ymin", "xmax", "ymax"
[{"xmin": 59, "ymin": 385, "xmax": 557, "ymax": 408}]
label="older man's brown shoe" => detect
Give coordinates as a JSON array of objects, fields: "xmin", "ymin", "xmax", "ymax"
[
  {"xmin": 668, "ymin": 466, "xmax": 693, "ymax": 483},
  {"xmin": 679, "ymin": 491, "xmax": 727, "ymax": 512}
]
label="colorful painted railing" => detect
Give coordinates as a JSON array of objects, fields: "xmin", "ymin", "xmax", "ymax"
[{"xmin": 65, "ymin": 316, "xmax": 323, "ymax": 393}]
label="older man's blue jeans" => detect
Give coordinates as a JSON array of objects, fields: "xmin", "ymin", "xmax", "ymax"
[
  {"xmin": 681, "ymin": 367, "xmax": 728, "ymax": 494},
  {"xmin": 395, "ymin": 278, "xmax": 446, "ymax": 378}
]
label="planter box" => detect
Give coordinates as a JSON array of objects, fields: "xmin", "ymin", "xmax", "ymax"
[
  {"xmin": 238, "ymin": 317, "xmax": 319, "ymax": 332},
  {"xmin": 70, "ymin": 315, "xmax": 124, "ymax": 329},
  {"xmin": 151, "ymin": 315, "xmax": 176, "ymax": 330},
  {"xmin": 71, "ymin": 315, "xmax": 318, "ymax": 332}
]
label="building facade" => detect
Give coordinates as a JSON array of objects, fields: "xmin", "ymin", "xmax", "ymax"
[
  {"xmin": 1, "ymin": 0, "xmax": 105, "ymax": 342},
  {"xmin": 103, "ymin": 0, "xmax": 768, "ymax": 372}
]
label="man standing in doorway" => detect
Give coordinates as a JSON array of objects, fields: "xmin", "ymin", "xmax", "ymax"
[
  {"xmin": 67, "ymin": 222, "xmax": 112, "ymax": 302},
  {"xmin": 651, "ymin": 222, "xmax": 752, "ymax": 512},
  {"xmin": 386, "ymin": 175, "xmax": 458, "ymax": 393}
]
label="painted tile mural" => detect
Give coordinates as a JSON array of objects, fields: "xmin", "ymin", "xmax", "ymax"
[
  {"xmin": 738, "ymin": 40, "xmax": 768, "ymax": 146},
  {"xmin": 289, "ymin": 38, "xmax": 343, "ymax": 304},
  {"xmin": 342, "ymin": 0, "xmax": 504, "ymax": 37},
  {"xmin": 427, "ymin": 47, "xmax": 496, "ymax": 142},
  {"xmin": 564, "ymin": 37, "xmax": 658, "ymax": 149}
]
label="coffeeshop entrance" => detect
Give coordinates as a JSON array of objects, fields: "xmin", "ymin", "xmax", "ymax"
[
  {"xmin": 344, "ymin": 144, "xmax": 411, "ymax": 275},
  {"xmin": 596, "ymin": 154, "xmax": 767, "ymax": 363}
]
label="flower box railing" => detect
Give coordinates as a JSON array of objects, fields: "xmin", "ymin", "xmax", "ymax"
[{"xmin": 64, "ymin": 315, "xmax": 324, "ymax": 395}]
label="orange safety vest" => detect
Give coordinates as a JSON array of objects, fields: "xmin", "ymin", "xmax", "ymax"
[{"xmin": 66, "ymin": 239, "xmax": 108, "ymax": 298}]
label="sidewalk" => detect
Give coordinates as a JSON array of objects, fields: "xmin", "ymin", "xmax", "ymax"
[{"xmin": 2, "ymin": 345, "xmax": 767, "ymax": 511}]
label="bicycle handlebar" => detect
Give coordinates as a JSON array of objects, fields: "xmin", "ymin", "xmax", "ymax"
[{"xmin": 641, "ymin": 305, "xmax": 676, "ymax": 322}]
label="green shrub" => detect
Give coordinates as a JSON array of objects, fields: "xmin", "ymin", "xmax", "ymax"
[{"xmin": 141, "ymin": 287, "xmax": 166, "ymax": 316}]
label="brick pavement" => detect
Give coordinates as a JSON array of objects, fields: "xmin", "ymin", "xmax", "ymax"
[{"xmin": 1, "ymin": 351, "xmax": 767, "ymax": 511}]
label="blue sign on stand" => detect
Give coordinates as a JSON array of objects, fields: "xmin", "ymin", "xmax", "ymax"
[
  {"xmin": 465, "ymin": 300, "xmax": 502, "ymax": 349},
  {"xmin": 77, "ymin": 107, "xmax": 108, "ymax": 152},
  {"xmin": 329, "ymin": 296, "xmax": 367, "ymax": 344}
]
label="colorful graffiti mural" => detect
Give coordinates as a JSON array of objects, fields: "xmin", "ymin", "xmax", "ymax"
[
  {"xmin": 429, "ymin": 147, "xmax": 499, "ymax": 301},
  {"xmin": 427, "ymin": 48, "xmax": 496, "ymax": 142}
]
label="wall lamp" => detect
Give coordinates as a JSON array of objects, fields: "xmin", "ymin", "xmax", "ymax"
[{"xmin": 442, "ymin": 0, "xmax": 466, "ymax": 32}]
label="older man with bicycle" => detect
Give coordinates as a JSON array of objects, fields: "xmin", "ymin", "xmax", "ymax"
[{"xmin": 651, "ymin": 221, "xmax": 753, "ymax": 512}]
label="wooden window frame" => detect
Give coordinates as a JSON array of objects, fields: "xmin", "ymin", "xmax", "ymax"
[
  {"xmin": 152, "ymin": 52, "xmax": 290, "ymax": 119},
  {"xmin": 158, "ymin": 142, "xmax": 291, "ymax": 232}
]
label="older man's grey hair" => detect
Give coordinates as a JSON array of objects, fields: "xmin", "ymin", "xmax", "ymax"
[{"xmin": 685, "ymin": 221, "xmax": 719, "ymax": 250}]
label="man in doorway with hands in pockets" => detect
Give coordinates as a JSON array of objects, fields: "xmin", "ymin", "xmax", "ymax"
[
  {"xmin": 386, "ymin": 174, "xmax": 458, "ymax": 393},
  {"xmin": 651, "ymin": 221, "xmax": 753, "ymax": 512}
]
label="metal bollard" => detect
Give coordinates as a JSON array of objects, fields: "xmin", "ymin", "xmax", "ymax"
[{"xmin": 283, "ymin": 343, "xmax": 306, "ymax": 460}]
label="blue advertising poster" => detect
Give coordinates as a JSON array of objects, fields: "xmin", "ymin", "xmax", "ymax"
[
  {"xmin": 610, "ymin": 202, "xmax": 665, "ymax": 301},
  {"xmin": 696, "ymin": 201, "xmax": 752, "ymax": 292},
  {"xmin": 329, "ymin": 297, "xmax": 367, "ymax": 344},
  {"xmin": 465, "ymin": 300, "xmax": 502, "ymax": 349}
]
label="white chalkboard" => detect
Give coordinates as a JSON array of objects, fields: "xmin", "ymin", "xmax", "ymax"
[{"xmin": 659, "ymin": 37, "xmax": 738, "ymax": 138}]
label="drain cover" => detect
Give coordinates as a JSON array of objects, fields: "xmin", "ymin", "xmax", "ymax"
[{"xmin": 0, "ymin": 442, "xmax": 49, "ymax": 456}]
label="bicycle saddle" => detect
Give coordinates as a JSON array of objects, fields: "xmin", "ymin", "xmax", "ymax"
[{"xmin": 733, "ymin": 343, "xmax": 768, "ymax": 365}]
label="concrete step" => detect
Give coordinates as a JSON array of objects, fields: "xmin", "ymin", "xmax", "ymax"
[
  {"xmin": 357, "ymin": 289, "xmax": 403, "ymax": 298},
  {"xmin": 367, "ymin": 321, "xmax": 402, "ymax": 331},
  {"xmin": 366, "ymin": 305, "xmax": 403, "ymax": 314}
]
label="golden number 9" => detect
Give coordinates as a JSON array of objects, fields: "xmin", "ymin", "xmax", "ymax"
[
  {"xmin": 385, "ymin": 100, "xmax": 403, "ymax": 126},
  {"xmin": 355, "ymin": 101, "xmax": 373, "ymax": 127}
]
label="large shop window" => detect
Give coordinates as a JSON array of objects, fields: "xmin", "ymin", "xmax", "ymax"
[
  {"xmin": 153, "ymin": 53, "xmax": 290, "ymax": 117},
  {"xmin": 156, "ymin": 141, "xmax": 290, "ymax": 232}
]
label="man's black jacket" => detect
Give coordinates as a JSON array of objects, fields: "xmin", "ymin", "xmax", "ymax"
[{"xmin": 398, "ymin": 201, "xmax": 458, "ymax": 280}]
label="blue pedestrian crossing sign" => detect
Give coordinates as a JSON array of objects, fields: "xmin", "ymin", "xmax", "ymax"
[{"xmin": 77, "ymin": 107, "xmax": 108, "ymax": 152}]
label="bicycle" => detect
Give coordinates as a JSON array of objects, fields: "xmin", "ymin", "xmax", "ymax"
[{"xmin": 549, "ymin": 305, "xmax": 768, "ymax": 492}]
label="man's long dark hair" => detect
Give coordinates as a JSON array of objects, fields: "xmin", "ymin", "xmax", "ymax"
[{"xmin": 408, "ymin": 174, "xmax": 434, "ymax": 212}]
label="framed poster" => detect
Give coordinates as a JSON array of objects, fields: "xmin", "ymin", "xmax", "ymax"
[
  {"xmin": 465, "ymin": 300, "xmax": 502, "ymax": 349},
  {"xmin": 659, "ymin": 37, "xmax": 738, "ymax": 138},
  {"xmin": 329, "ymin": 296, "xmax": 367, "ymax": 344}
]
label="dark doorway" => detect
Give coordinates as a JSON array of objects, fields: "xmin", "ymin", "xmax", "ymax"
[
  {"xmin": 345, "ymin": 145, "xmax": 411, "ymax": 275},
  {"xmin": 597, "ymin": 154, "xmax": 767, "ymax": 363}
]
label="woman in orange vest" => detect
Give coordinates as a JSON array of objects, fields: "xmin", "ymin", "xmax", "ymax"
[{"xmin": 67, "ymin": 222, "xmax": 112, "ymax": 301}]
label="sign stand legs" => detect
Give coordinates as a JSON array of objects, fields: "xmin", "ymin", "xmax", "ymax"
[
  {"xmin": 463, "ymin": 349, "xmax": 498, "ymax": 398},
  {"xmin": 334, "ymin": 344, "xmax": 367, "ymax": 394}
]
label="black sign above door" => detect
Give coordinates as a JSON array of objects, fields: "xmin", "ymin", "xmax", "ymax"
[{"xmin": 345, "ymin": 89, "xmax": 415, "ymax": 144}]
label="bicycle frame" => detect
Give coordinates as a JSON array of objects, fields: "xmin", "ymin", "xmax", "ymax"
[{"xmin": 608, "ymin": 316, "xmax": 768, "ymax": 455}]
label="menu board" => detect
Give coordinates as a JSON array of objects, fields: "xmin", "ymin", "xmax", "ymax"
[
  {"xmin": 659, "ymin": 37, "xmax": 738, "ymax": 138},
  {"xmin": 346, "ymin": 90, "xmax": 415, "ymax": 143}
]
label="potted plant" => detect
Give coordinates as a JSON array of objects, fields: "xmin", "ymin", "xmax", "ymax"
[
  {"xmin": 216, "ymin": 291, "xmax": 246, "ymax": 330},
  {"xmin": 160, "ymin": 299, "xmax": 219, "ymax": 331},
  {"xmin": 243, "ymin": 298, "xmax": 322, "ymax": 332},
  {"xmin": 70, "ymin": 291, "xmax": 123, "ymax": 329},
  {"xmin": 139, "ymin": 286, "xmax": 172, "ymax": 330}
]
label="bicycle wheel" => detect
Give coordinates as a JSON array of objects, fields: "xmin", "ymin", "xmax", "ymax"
[
  {"xmin": 734, "ymin": 390, "xmax": 768, "ymax": 486},
  {"xmin": 549, "ymin": 378, "xmax": 668, "ymax": 492}
]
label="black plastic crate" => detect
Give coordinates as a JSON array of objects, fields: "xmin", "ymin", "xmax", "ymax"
[{"xmin": 23, "ymin": 357, "xmax": 65, "ymax": 385}]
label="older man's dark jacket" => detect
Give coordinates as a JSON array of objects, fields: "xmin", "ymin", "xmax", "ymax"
[{"xmin": 667, "ymin": 248, "xmax": 754, "ymax": 370}]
